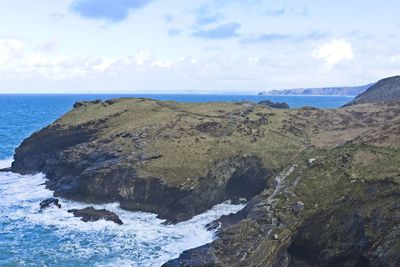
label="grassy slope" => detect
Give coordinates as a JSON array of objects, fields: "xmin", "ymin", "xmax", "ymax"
[{"xmin": 56, "ymin": 98, "xmax": 305, "ymax": 186}]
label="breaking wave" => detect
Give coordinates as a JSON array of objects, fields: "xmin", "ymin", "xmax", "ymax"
[{"xmin": 0, "ymin": 159, "xmax": 244, "ymax": 267}]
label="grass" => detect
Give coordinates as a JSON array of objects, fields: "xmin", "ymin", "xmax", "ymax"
[{"xmin": 54, "ymin": 98, "xmax": 400, "ymax": 187}]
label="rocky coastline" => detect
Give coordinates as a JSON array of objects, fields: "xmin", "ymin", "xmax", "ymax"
[{"xmin": 10, "ymin": 81, "xmax": 400, "ymax": 266}]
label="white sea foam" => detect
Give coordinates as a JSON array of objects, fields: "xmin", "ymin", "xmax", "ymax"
[
  {"xmin": 0, "ymin": 168, "xmax": 245, "ymax": 266},
  {"xmin": 0, "ymin": 158, "xmax": 13, "ymax": 169}
]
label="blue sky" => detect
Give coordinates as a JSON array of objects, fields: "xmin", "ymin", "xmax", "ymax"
[{"xmin": 0, "ymin": 0, "xmax": 399, "ymax": 93}]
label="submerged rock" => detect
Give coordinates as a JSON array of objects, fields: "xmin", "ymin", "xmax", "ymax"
[
  {"xmin": 67, "ymin": 207, "xmax": 123, "ymax": 225},
  {"xmin": 40, "ymin": 198, "xmax": 61, "ymax": 209}
]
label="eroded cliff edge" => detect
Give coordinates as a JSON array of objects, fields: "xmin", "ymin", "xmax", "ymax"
[
  {"xmin": 10, "ymin": 97, "xmax": 400, "ymax": 266},
  {"xmin": 163, "ymin": 100, "xmax": 400, "ymax": 266},
  {"xmin": 12, "ymin": 98, "xmax": 302, "ymax": 223}
]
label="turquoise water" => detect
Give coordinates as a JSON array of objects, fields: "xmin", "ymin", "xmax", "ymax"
[{"xmin": 0, "ymin": 94, "xmax": 352, "ymax": 266}]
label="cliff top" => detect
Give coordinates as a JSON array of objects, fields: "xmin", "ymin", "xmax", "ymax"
[{"xmin": 48, "ymin": 98, "xmax": 400, "ymax": 186}]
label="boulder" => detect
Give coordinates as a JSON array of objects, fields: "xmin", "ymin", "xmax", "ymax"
[
  {"xmin": 40, "ymin": 198, "xmax": 61, "ymax": 209},
  {"xmin": 68, "ymin": 207, "xmax": 123, "ymax": 225},
  {"xmin": 307, "ymin": 158, "xmax": 324, "ymax": 169}
]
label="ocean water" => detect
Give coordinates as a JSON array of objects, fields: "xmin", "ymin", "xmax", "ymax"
[{"xmin": 0, "ymin": 94, "xmax": 352, "ymax": 266}]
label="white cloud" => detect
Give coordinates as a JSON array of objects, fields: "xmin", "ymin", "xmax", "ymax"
[
  {"xmin": 312, "ymin": 39, "xmax": 354, "ymax": 69},
  {"xmin": 134, "ymin": 50, "xmax": 150, "ymax": 65},
  {"xmin": 248, "ymin": 57, "xmax": 259, "ymax": 64},
  {"xmin": 91, "ymin": 59, "xmax": 115, "ymax": 72},
  {"xmin": 0, "ymin": 38, "xmax": 25, "ymax": 65},
  {"xmin": 390, "ymin": 55, "xmax": 400, "ymax": 63},
  {"xmin": 151, "ymin": 60, "xmax": 174, "ymax": 68}
]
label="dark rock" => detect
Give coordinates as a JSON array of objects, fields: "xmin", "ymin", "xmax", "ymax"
[
  {"xmin": 258, "ymin": 100, "xmax": 290, "ymax": 109},
  {"xmin": 67, "ymin": 207, "xmax": 123, "ymax": 225},
  {"xmin": 0, "ymin": 167, "xmax": 12, "ymax": 172},
  {"xmin": 40, "ymin": 198, "xmax": 61, "ymax": 209},
  {"xmin": 73, "ymin": 102, "xmax": 85, "ymax": 108},
  {"xmin": 195, "ymin": 121, "xmax": 222, "ymax": 133},
  {"xmin": 138, "ymin": 151, "xmax": 162, "ymax": 161},
  {"xmin": 73, "ymin": 100, "xmax": 102, "ymax": 109},
  {"xmin": 162, "ymin": 244, "xmax": 216, "ymax": 267}
]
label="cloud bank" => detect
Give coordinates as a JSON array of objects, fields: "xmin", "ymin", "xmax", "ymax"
[{"xmin": 313, "ymin": 39, "xmax": 354, "ymax": 69}]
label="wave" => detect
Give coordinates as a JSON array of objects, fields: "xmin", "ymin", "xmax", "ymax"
[
  {"xmin": 0, "ymin": 158, "xmax": 13, "ymax": 169},
  {"xmin": 0, "ymin": 170, "xmax": 244, "ymax": 266}
]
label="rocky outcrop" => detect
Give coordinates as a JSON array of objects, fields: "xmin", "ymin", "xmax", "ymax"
[
  {"xmin": 164, "ymin": 144, "xmax": 400, "ymax": 266},
  {"xmin": 68, "ymin": 207, "xmax": 123, "ymax": 225},
  {"xmin": 11, "ymin": 99, "xmax": 274, "ymax": 223},
  {"xmin": 39, "ymin": 198, "xmax": 61, "ymax": 209},
  {"xmin": 258, "ymin": 100, "xmax": 290, "ymax": 109}
]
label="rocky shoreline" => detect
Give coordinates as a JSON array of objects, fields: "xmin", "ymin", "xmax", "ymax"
[{"xmin": 10, "ymin": 87, "xmax": 400, "ymax": 266}]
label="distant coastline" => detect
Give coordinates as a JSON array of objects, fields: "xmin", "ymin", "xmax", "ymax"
[{"xmin": 259, "ymin": 83, "xmax": 373, "ymax": 97}]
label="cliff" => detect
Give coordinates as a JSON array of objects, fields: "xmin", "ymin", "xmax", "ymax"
[
  {"xmin": 10, "ymin": 97, "xmax": 400, "ymax": 265},
  {"xmin": 11, "ymin": 99, "xmax": 303, "ymax": 223},
  {"xmin": 345, "ymin": 76, "xmax": 400, "ymax": 106}
]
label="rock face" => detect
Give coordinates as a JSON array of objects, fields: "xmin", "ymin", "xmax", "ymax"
[
  {"xmin": 345, "ymin": 76, "xmax": 400, "ymax": 106},
  {"xmin": 11, "ymin": 99, "xmax": 280, "ymax": 223},
  {"xmin": 68, "ymin": 207, "xmax": 123, "ymax": 225},
  {"xmin": 10, "ymin": 97, "xmax": 400, "ymax": 266},
  {"xmin": 164, "ymin": 144, "xmax": 400, "ymax": 267}
]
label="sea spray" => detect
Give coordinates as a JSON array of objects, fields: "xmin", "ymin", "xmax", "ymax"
[{"xmin": 0, "ymin": 159, "xmax": 244, "ymax": 266}]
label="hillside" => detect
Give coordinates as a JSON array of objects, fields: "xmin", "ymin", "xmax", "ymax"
[
  {"xmin": 345, "ymin": 75, "xmax": 400, "ymax": 106},
  {"xmin": 9, "ymin": 97, "xmax": 400, "ymax": 266},
  {"xmin": 259, "ymin": 84, "xmax": 372, "ymax": 96}
]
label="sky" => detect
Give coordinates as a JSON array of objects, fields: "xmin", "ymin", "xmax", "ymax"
[{"xmin": 0, "ymin": 0, "xmax": 399, "ymax": 94}]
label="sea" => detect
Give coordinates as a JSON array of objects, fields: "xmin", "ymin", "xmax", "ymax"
[{"xmin": 0, "ymin": 94, "xmax": 353, "ymax": 266}]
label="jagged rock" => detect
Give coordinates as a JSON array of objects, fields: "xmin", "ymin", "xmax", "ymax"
[
  {"xmin": 67, "ymin": 207, "xmax": 123, "ymax": 225},
  {"xmin": 40, "ymin": 198, "xmax": 61, "ymax": 209}
]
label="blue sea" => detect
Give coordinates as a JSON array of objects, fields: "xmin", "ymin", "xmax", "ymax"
[{"xmin": 0, "ymin": 94, "xmax": 352, "ymax": 266}]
